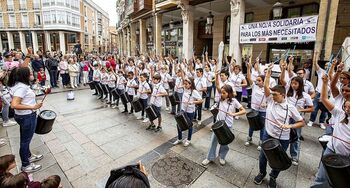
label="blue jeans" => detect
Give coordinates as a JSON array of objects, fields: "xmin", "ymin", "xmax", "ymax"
[
  {"xmin": 140, "ymin": 98, "xmax": 148, "ymax": 117},
  {"xmin": 259, "ymin": 129, "xmax": 290, "ymax": 178},
  {"xmin": 1, "ymin": 99, "xmax": 10, "ymax": 122},
  {"xmin": 310, "ymin": 147, "xmax": 334, "ymax": 188},
  {"xmin": 204, "ymin": 86, "xmax": 213, "ymax": 109},
  {"xmin": 171, "ymin": 92, "xmax": 183, "ymax": 113},
  {"xmin": 177, "ymin": 112, "xmax": 195, "ymax": 140},
  {"xmin": 289, "ymin": 119, "xmax": 302, "ymax": 160},
  {"xmin": 310, "ymin": 92, "xmax": 327, "ymax": 123},
  {"xmin": 248, "ymin": 110, "xmax": 266, "ymax": 141},
  {"xmin": 207, "ymin": 133, "xmax": 230, "ymax": 160},
  {"xmin": 49, "ymin": 70, "xmax": 58, "ymax": 87},
  {"xmin": 14, "ymin": 112, "xmax": 37, "ymax": 167}
]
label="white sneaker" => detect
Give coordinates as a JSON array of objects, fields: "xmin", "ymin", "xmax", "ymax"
[
  {"xmin": 235, "ymin": 116, "xmax": 239, "ymax": 120},
  {"xmin": 142, "ymin": 118, "xmax": 149, "ymax": 123},
  {"xmin": 166, "ymin": 107, "xmax": 170, "ymax": 111},
  {"xmin": 245, "ymin": 141, "xmax": 251, "ymax": 146},
  {"xmin": 257, "ymin": 146, "xmax": 261, "ymax": 151},
  {"xmin": 320, "ymin": 123, "xmax": 326, "ymax": 130},
  {"xmin": 21, "ymin": 163, "xmax": 42, "ymax": 173},
  {"xmin": 111, "ymin": 105, "xmax": 117, "ymax": 109},
  {"xmin": 201, "ymin": 159, "xmax": 211, "ymax": 166},
  {"xmin": 292, "ymin": 158, "xmax": 299, "ymax": 166},
  {"xmin": 198, "ymin": 121, "xmax": 202, "ymax": 125},
  {"xmin": 183, "ymin": 140, "xmax": 191, "ymax": 147},
  {"xmin": 3, "ymin": 120, "xmax": 17, "ymax": 127},
  {"xmin": 219, "ymin": 158, "xmax": 226, "ymax": 165},
  {"xmin": 137, "ymin": 116, "xmax": 144, "ymax": 120},
  {"xmin": 172, "ymin": 139, "xmax": 183, "ymax": 145},
  {"xmin": 29, "ymin": 154, "xmax": 43, "ymax": 163},
  {"xmin": 307, "ymin": 121, "xmax": 313, "ymax": 127}
]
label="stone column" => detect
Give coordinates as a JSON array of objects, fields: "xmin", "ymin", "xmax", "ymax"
[
  {"xmin": 179, "ymin": 2, "xmax": 194, "ymax": 60},
  {"xmin": 229, "ymin": 0, "xmax": 245, "ymax": 66},
  {"xmin": 130, "ymin": 23, "xmax": 137, "ymax": 56},
  {"xmin": 324, "ymin": 0, "xmax": 340, "ymax": 59},
  {"xmin": 6, "ymin": 32, "xmax": 14, "ymax": 50},
  {"xmin": 0, "ymin": 35, "xmax": 3, "ymax": 52},
  {"xmin": 122, "ymin": 29, "xmax": 126, "ymax": 56},
  {"xmin": 45, "ymin": 31, "xmax": 51, "ymax": 52},
  {"xmin": 18, "ymin": 31, "xmax": 27, "ymax": 53},
  {"xmin": 127, "ymin": 27, "xmax": 131, "ymax": 56},
  {"xmin": 139, "ymin": 19, "xmax": 147, "ymax": 55},
  {"xmin": 59, "ymin": 31, "xmax": 66, "ymax": 54},
  {"xmin": 31, "ymin": 31, "xmax": 38, "ymax": 53},
  {"xmin": 154, "ymin": 13, "xmax": 162, "ymax": 56}
]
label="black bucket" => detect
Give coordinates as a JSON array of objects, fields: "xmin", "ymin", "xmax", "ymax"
[
  {"xmin": 318, "ymin": 134, "xmax": 332, "ymax": 150},
  {"xmin": 209, "ymin": 103, "xmax": 218, "ymax": 116},
  {"xmin": 145, "ymin": 106, "xmax": 159, "ymax": 121},
  {"xmin": 120, "ymin": 92, "xmax": 131, "ymax": 104},
  {"xmin": 261, "ymin": 138, "xmax": 291, "ymax": 171},
  {"xmin": 211, "ymin": 120, "xmax": 235, "ymax": 145},
  {"xmin": 168, "ymin": 81, "xmax": 175, "ymax": 90},
  {"xmin": 175, "ymin": 111, "xmax": 191, "ymax": 131},
  {"xmin": 132, "ymin": 98, "xmax": 143, "ymax": 113},
  {"xmin": 322, "ymin": 154, "xmax": 350, "ymax": 188},
  {"xmin": 318, "ymin": 102, "xmax": 329, "ymax": 112},
  {"xmin": 8, "ymin": 108, "xmax": 15, "ymax": 118},
  {"xmin": 290, "ymin": 128, "xmax": 298, "ymax": 143},
  {"xmin": 88, "ymin": 82, "xmax": 95, "ymax": 90},
  {"xmin": 111, "ymin": 89, "xmax": 119, "ymax": 99},
  {"xmin": 246, "ymin": 111, "xmax": 264, "ymax": 131},
  {"xmin": 36, "ymin": 110, "xmax": 57, "ymax": 134},
  {"xmin": 169, "ymin": 93, "xmax": 180, "ymax": 106}
]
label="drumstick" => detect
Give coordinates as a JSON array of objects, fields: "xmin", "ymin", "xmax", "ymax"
[
  {"xmin": 41, "ymin": 93, "xmax": 48, "ymax": 102},
  {"xmin": 332, "ymin": 135, "xmax": 350, "ymax": 145}
]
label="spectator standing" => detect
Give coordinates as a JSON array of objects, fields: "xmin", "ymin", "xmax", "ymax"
[
  {"xmin": 68, "ymin": 58, "xmax": 79, "ymax": 88},
  {"xmin": 45, "ymin": 54, "xmax": 59, "ymax": 88},
  {"xmin": 31, "ymin": 55, "xmax": 44, "ymax": 79},
  {"xmin": 37, "ymin": 68, "xmax": 46, "ymax": 86},
  {"xmin": 59, "ymin": 57, "xmax": 69, "ymax": 88}
]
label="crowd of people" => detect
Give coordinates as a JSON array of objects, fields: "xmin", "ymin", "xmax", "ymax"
[{"xmin": 0, "ymin": 46, "xmax": 349, "ymax": 188}]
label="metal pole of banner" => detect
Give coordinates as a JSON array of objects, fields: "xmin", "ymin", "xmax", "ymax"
[
  {"xmin": 334, "ymin": 46, "xmax": 343, "ymax": 60},
  {"xmin": 326, "ymin": 54, "xmax": 333, "ymax": 74}
]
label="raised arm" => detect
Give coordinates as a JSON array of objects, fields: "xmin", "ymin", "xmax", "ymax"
[
  {"xmin": 246, "ymin": 60, "xmax": 253, "ymax": 86},
  {"xmin": 321, "ymin": 74, "xmax": 334, "ymax": 112},
  {"xmin": 330, "ymin": 62, "xmax": 343, "ymax": 98},
  {"xmin": 264, "ymin": 64, "xmax": 273, "ymax": 97},
  {"xmin": 279, "ymin": 60, "xmax": 288, "ymax": 87}
]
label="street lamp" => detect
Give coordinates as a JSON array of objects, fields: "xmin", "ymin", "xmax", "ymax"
[
  {"xmin": 147, "ymin": 24, "xmax": 152, "ymax": 33},
  {"xmin": 272, "ymin": 1, "xmax": 283, "ymax": 19},
  {"xmin": 169, "ymin": 19, "xmax": 175, "ymax": 29},
  {"xmin": 206, "ymin": 12, "xmax": 214, "ymax": 25},
  {"xmin": 136, "ymin": 28, "xmax": 140, "ymax": 35}
]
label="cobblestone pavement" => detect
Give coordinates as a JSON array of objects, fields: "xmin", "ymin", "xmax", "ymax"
[{"xmin": 0, "ymin": 87, "xmax": 324, "ymax": 187}]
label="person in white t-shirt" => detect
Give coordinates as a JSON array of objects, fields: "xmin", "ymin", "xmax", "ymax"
[
  {"xmin": 116, "ymin": 70, "xmax": 127, "ymax": 111},
  {"xmin": 136, "ymin": 73, "xmax": 151, "ymax": 121},
  {"xmin": 125, "ymin": 71, "xmax": 138, "ymax": 114},
  {"xmin": 106, "ymin": 68, "xmax": 116, "ymax": 106},
  {"xmin": 201, "ymin": 84, "xmax": 246, "ymax": 166},
  {"xmin": 173, "ymin": 76, "xmax": 203, "ymax": 147},
  {"xmin": 170, "ymin": 70, "xmax": 184, "ymax": 114},
  {"xmin": 8, "ymin": 67, "xmax": 44, "ymax": 173},
  {"xmin": 194, "ymin": 68, "xmax": 207, "ymax": 124},
  {"xmin": 146, "ymin": 74, "xmax": 168, "ymax": 132},
  {"xmin": 311, "ymin": 74, "xmax": 350, "ymax": 188},
  {"xmin": 254, "ymin": 65, "xmax": 304, "ymax": 187},
  {"xmin": 203, "ymin": 64, "xmax": 215, "ymax": 110}
]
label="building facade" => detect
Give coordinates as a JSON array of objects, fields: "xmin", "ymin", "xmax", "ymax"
[
  {"xmin": 0, "ymin": 0, "xmax": 110, "ymax": 55},
  {"xmin": 116, "ymin": 0, "xmax": 350, "ymax": 80}
]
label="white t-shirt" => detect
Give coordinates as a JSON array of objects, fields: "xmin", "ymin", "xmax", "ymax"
[
  {"xmin": 327, "ymin": 107, "xmax": 350, "ymax": 156},
  {"xmin": 251, "ymin": 84, "xmax": 267, "ymax": 112},
  {"xmin": 126, "ymin": 79, "xmax": 138, "ymax": 95},
  {"xmin": 204, "ymin": 71, "xmax": 215, "ymax": 87},
  {"xmin": 217, "ymin": 98, "xmax": 242, "ymax": 128},
  {"xmin": 316, "ymin": 68, "xmax": 326, "ymax": 93},
  {"xmin": 160, "ymin": 73, "xmax": 172, "ymax": 90},
  {"xmin": 175, "ymin": 77, "xmax": 184, "ymax": 93},
  {"xmin": 150, "ymin": 83, "xmax": 167, "ymax": 107},
  {"xmin": 265, "ymin": 97, "xmax": 303, "ymax": 140},
  {"xmin": 194, "ymin": 77, "xmax": 207, "ymax": 93},
  {"xmin": 116, "ymin": 75, "xmax": 126, "ymax": 90},
  {"xmin": 286, "ymin": 91, "xmax": 313, "ymax": 112},
  {"xmin": 181, "ymin": 89, "xmax": 202, "ymax": 113},
  {"xmin": 10, "ymin": 83, "xmax": 36, "ymax": 115},
  {"xmin": 93, "ymin": 69, "xmax": 101, "ymax": 81},
  {"xmin": 215, "ymin": 80, "xmax": 235, "ymax": 102},
  {"xmin": 229, "ymin": 73, "xmax": 246, "ymax": 92},
  {"xmin": 100, "ymin": 72, "xmax": 109, "ymax": 85},
  {"xmin": 138, "ymin": 81, "xmax": 150, "ymax": 99},
  {"xmin": 107, "ymin": 74, "xmax": 116, "ymax": 88}
]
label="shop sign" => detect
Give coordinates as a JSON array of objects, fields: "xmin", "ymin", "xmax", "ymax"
[{"xmin": 240, "ymin": 15, "xmax": 318, "ymax": 44}]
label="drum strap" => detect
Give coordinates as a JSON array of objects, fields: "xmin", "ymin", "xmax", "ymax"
[{"xmin": 278, "ymin": 105, "xmax": 289, "ymax": 140}]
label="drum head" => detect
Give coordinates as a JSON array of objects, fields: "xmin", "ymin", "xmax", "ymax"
[
  {"xmin": 261, "ymin": 139, "xmax": 280, "ymax": 150},
  {"xmin": 318, "ymin": 135, "xmax": 332, "ymax": 142},
  {"xmin": 322, "ymin": 154, "xmax": 350, "ymax": 168},
  {"xmin": 40, "ymin": 110, "xmax": 57, "ymax": 120},
  {"xmin": 246, "ymin": 111, "xmax": 259, "ymax": 118}
]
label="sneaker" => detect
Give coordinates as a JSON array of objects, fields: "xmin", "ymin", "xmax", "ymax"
[
  {"xmin": 203, "ymin": 108, "xmax": 208, "ymax": 111},
  {"xmin": 254, "ymin": 173, "xmax": 266, "ymax": 185},
  {"xmin": 257, "ymin": 145, "xmax": 261, "ymax": 151},
  {"xmin": 21, "ymin": 163, "xmax": 42, "ymax": 173},
  {"xmin": 29, "ymin": 154, "xmax": 43, "ymax": 163},
  {"xmin": 307, "ymin": 121, "xmax": 313, "ymax": 127},
  {"xmin": 235, "ymin": 116, "xmax": 239, "ymax": 120},
  {"xmin": 320, "ymin": 123, "xmax": 326, "ymax": 130},
  {"xmin": 142, "ymin": 118, "xmax": 149, "ymax": 123},
  {"xmin": 155, "ymin": 126, "xmax": 162, "ymax": 132},
  {"xmin": 3, "ymin": 120, "xmax": 17, "ymax": 127},
  {"xmin": 245, "ymin": 137, "xmax": 252, "ymax": 146},
  {"xmin": 201, "ymin": 159, "xmax": 211, "ymax": 166},
  {"xmin": 146, "ymin": 124, "xmax": 155, "ymax": 130},
  {"xmin": 111, "ymin": 105, "xmax": 117, "ymax": 109},
  {"xmin": 173, "ymin": 139, "xmax": 183, "ymax": 145},
  {"xmin": 292, "ymin": 158, "xmax": 299, "ymax": 166},
  {"xmin": 198, "ymin": 121, "xmax": 202, "ymax": 125},
  {"xmin": 183, "ymin": 140, "xmax": 191, "ymax": 147},
  {"xmin": 137, "ymin": 116, "xmax": 144, "ymax": 120},
  {"xmin": 166, "ymin": 107, "xmax": 170, "ymax": 111},
  {"xmin": 268, "ymin": 176, "xmax": 277, "ymax": 188},
  {"xmin": 219, "ymin": 158, "xmax": 226, "ymax": 165}
]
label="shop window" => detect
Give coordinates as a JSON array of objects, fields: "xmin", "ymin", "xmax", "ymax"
[
  {"xmin": 283, "ymin": 3, "xmax": 319, "ymax": 18},
  {"xmin": 68, "ymin": 33, "xmax": 76, "ymax": 43},
  {"xmin": 245, "ymin": 12, "xmax": 254, "ymax": 23},
  {"xmin": 224, "ymin": 16, "xmax": 230, "ymax": 44},
  {"xmin": 302, "ymin": 4, "xmax": 319, "ymax": 16},
  {"xmin": 287, "ymin": 7, "xmax": 301, "ymax": 18}
]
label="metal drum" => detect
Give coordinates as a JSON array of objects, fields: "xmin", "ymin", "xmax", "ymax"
[
  {"xmin": 145, "ymin": 105, "xmax": 159, "ymax": 121},
  {"xmin": 261, "ymin": 138, "xmax": 291, "ymax": 171},
  {"xmin": 318, "ymin": 102, "xmax": 329, "ymax": 112},
  {"xmin": 290, "ymin": 128, "xmax": 298, "ymax": 143},
  {"xmin": 175, "ymin": 111, "xmax": 192, "ymax": 131},
  {"xmin": 120, "ymin": 92, "xmax": 131, "ymax": 104},
  {"xmin": 210, "ymin": 103, "xmax": 219, "ymax": 117},
  {"xmin": 246, "ymin": 111, "xmax": 264, "ymax": 131},
  {"xmin": 88, "ymin": 82, "xmax": 95, "ymax": 90},
  {"xmin": 211, "ymin": 120, "xmax": 235, "ymax": 145},
  {"xmin": 318, "ymin": 134, "xmax": 332, "ymax": 149},
  {"xmin": 36, "ymin": 110, "xmax": 57, "ymax": 134},
  {"xmin": 111, "ymin": 89, "xmax": 119, "ymax": 99},
  {"xmin": 131, "ymin": 98, "xmax": 143, "ymax": 113},
  {"xmin": 322, "ymin": 154, "xmax": 350, "ymax": 188},
  {"xmin": 169, "ymin": 92, "xmax": 180, "ymax": 106},
  {"xmin": 168, "ymin": 81, "xmax": 175, "ymax": 90}
]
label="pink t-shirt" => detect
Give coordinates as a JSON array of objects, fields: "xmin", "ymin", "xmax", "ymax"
[{"xmin": 3, "ymin": 61, "xmax": 20, "ymax": 70}]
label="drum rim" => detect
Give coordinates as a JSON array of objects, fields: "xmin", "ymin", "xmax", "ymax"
[
  {"xmin": 318, "ymin": 134, "xmax": 332, "ymax": 141},
  {"xmin": 261, "ymin": 138, "xmax": 280, "ymax": 150},
  {"xmin": 246, "ymin": 111, "xmax": 259, "ymax": 117},
  {"xmin": 322, "ymin": 154, "xmax": 350, "ymax": 168},
  {"xmin": 211, "ymin": 120, "xmax": 226, "ymax": 130},
  {"xmin": 39, "ymin": 110, "xmax": 57, "ymax": 116}
]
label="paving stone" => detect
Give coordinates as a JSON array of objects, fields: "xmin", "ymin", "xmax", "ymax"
[
  {"xmin": 71, "ymin": 131, "xmax": 90, "ymax": 144},
  {"xmin": 0, "ymin": 126, "xmax": 7, "ymax": 137},
  {"xmin": 46, "ymin": 139, "xmax": 66, "ymax": 154},
  {"xmin": 41, "ymin": 131, "xmax": 57, "ymax": 143},
  {"xmin": 190, "ymin": 171, "xmax": 238, "ymax": 188},
  {"xmin": 64, "ymin": 140, "xmax": 85, "ymax": 156},
  {"xmin": 6, "ymin": 125, "xmax": 20, "ymax": 138},
  {"xmin": 87, "ymin": 130, "xmax": 118, "ymax": 146},
  {"xmin": 35, "ymin": 153, "xmax": 57, "ymax": 171},
  {"xmin": 54, "ymin": 130, "xmax": 74, "ymax": 143},
  {"xmin": 100, "ymin": 135, "xmax": 144, "ymax": 160},
  {"xmin": 54, "ymin": 150, "xmax": 79, "ymax": 171},
  {"xmin": 81, "ymin": 141, "xmax": 104, "ymax": 157},
  {"xmin": 73, "ymin": 152, "xmax": 99, "ymax": 172},
  {"xmin": 95, "ymin": 153, "xmax": 113, "ymax": 166},
  {"xmin": 62, "ymin": 123, "xmax": 79, "ymax": 134},
  {"xmin": 64, "ymin": 165, "xmax": 86, "ymax": 182},
  {"xmin": 33, "ymin": 163, "xmax": 72, "ymax": 188}
]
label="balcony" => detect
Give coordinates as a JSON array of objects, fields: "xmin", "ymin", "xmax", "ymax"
[
  {"xmin": 33, "ymin": 3, "xmax": 40, "ymax": 10},
  {"xmin": 137, "ymin": 0, "xmax": 152, "ymax": 13},
  {"xmin": 125, "ymin": 0, "xmax": 138, "ymax": 16},
  {"xmin": 20, "ymin": 4, "xmax": 27, "ymax": 10},
  {"xmin": 156, "ymin": 0, "xmax": 178, "ymax": 9},
  {"xmin": 22, "ymin": 23, "xmax": 29, "ymax": 28},
  {"xmin": 7, "ymin": 5, "xmax": 14, "ymax": 11}
]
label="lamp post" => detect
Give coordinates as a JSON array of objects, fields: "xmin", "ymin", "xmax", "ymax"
[{"xmin": 272, "ymin": 1, "xmax": 283, "ymax": 19}]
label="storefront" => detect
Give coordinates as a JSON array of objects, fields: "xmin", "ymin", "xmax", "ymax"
[{"xmin": 162, "ymin": 21, "xmax": 183, "ymax": 57}]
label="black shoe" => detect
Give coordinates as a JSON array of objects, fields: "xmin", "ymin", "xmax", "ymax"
[
  {"xmin": 103, "ymin": 96, "xmax": 107, "ymax": 100},
  {"xmin": 300, "ymin": 135, "xmax": 304, "ymax": 141},
  {"xmin": 254, "ymin": 173, "xmax": 266, "ymax": 185},
  {"xmin": 146, "ymin": 124, "xmax": 155, "ymax": 130},
  {"xmin": 128, "ymin": 112, "xmax": 133, "ymax": 114},
  {"xmin": 155, "ymin": 126, "xmax": 162, "ymax": 132},
  {"xmin": 122, "ymin": 110, "xmax": 128, "ymax": 113},
  {"xmin": 93, "ymin": 93, "xmax": 98, "ymax": 95},
  {"xmin": 106, "ymin": 101, "xmax": 111, "ymax": 104},
  {"xmin": 268, "ymin": 176, "xmax": 277, "ymax": 188}
]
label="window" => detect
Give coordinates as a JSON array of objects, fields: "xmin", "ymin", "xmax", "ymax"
[
  {"xmin": 35, "ymin": 14, "xmax": 41, "ymax": 25},
  {"xmin": 51, "ymin": 0, "xmax": 55, "ymax": 5},
  {"xmin": 43, "ymin": 11, "xmax": 51, "ymax": 24},
  {"xmin": 9, "ymin": 14, "xmax": 16, "ymax": 28},
  {"xmin": 0, "ymin": 15, "xmax": 3, "ymax": 28},
  {"xmin": 66, "ymin": 0, "xmax": 71, "ymax": 7},
  {"xmin": 84, "ymin": 34, "xmax": 89, "ymax": 44},
  {"xmin": 68, "ymin": 33, "xmax": 76, "ymax": 43},
  {"xmin": 57, "ymin": 0, "xmax": 65, "ymax": 6},
  {"xmin": 43, "ymin": 0, "xmax": 50, "ymax": 6},
  {"xmin": 7, "ymin": 0, "xmax": 14, "ymax": 11},
  {"xmin": 57, "ymin": 11, "xmax": 65, "ymax": 24},
  {"xmin": 302, "ymin": 4, "xmax": 319, "ymax": 16},
  {"xmin": 20, "ymin": 0, "xmax": 27, "ymax": 10},
  {"xmin": 287, "ymin": 7, "xmax": 301, "ymax": 18},
  {"xmin": 283, "ymin": 3, "xmax": 319, "ymax": 18},
  {"xmin": 21, "ymin": 14, "xmax": 29, "ymax": 27},
  {"xmin": 245, "ymin": 12, "xmax": 254, "ymax": 23},
  {"xmin": 33, "ymin": 0, "xmax": 40, "ymax": 10},
  {"xmin": 224, "ymin": 16, "xmax": 230, "ymax": 44},
  {"xmin": 51, "ymin": 10, "xmax": 57, "ymax": 24},
  {"xmin": 66, "ymin": 12, "xmax": 71, "ymax": 25}
]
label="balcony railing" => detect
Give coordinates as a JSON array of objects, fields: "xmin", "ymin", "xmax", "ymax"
[
  {"xmin": 20, "ymin": 4, "xmax": 27, "ymax": 10},
  {"xmin": 155, "ymin": 0, "xmax": 178, "ymax": 9},
  {"xmin": 7, "ymin": 5, "xmax": 14, "ymax": 11},
  {"xmin": 43, "ymin": 2, "xmax": 50, "ymax": 6},
  {"xmin": 8, "ymin": 23, "xmax": 17, "ymax": 28},
  {"xmin": 22, "ymin": 23, "xmax": 29, "ymax": 28},
  {"xmin": 33, "ymin": 3, "xmax": 40, "ymax": 10},
  {"xmin": 125, "ymin": 0, "xmax": 138, "ymax": 15},
  {"xmin": 138, "ymin": 0, "xmax": 152, "ymax": 12}
]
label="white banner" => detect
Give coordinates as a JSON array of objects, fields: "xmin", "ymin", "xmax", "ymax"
[{"xmin": 240, "ymin": 16, "xmax": 318, "ymax": 44}]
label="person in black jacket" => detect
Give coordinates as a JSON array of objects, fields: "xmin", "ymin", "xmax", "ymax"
[
  {"xmin": 31, "ymin": 54, "xmax": 44, "ymax": 80},
  {"xmin": 45, "ymin": 54, "xmax": 59, "ymax": 88}
]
